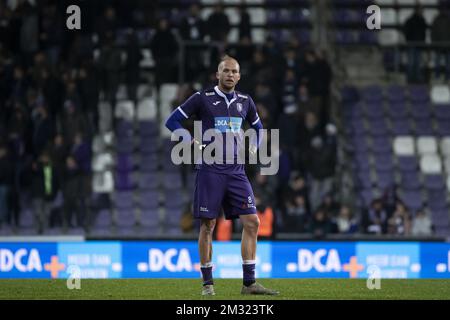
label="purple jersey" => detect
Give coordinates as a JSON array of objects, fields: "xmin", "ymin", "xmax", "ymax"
[{"xmin": 178, "ymin": 85, "xmax": 260, "ymax": 174}]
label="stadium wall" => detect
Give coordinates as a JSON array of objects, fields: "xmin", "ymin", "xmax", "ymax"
[{"xmin": 0, "ymin": 241, "xmax": 449, "ymax": 279}]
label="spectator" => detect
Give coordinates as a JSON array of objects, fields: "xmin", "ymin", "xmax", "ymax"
[
  {"xmin": 150, "ymin": 18, "xmax": 178, "ymax": 87},
  {"xmin": 206, "ymin": 3, "xmax": 230, "ymax": 43},
  {"xmin": 335, "ymin": 205, "xmax": 358, "ymax": 234},
  {"xmin": 31, "ymin": 151, "xmax": 59, "ymax": 234},
  {"xmin": 238, "ymin": 7, "xmax": 252, "ymax": 41},
  {"xmin": 431, "ymin": 9, "xmax": 450, "ymax": 80},
  {"xmin": 308, "ymin": 208, "xmax": 333, "ymax": 239},
  {"xmin": 124, "ymin": 30, "xmax": 143, "ymax": 103},
  {"xmin": 0, "ymin": 143, "xmax": 13, "ymax": 227},
  {"xmin": 62, "ymin": 155, "xmax": 84, "ymax": 228},
  {"xmin": 179, "ymin": 4, "xmax": 205, "ymax": 82},
  {"xmin": 366, "ymin": 199, "xmax": 388, "ymax": 234},
  {"xmin": 411, "ymin": 209, "xmax": 433, "ymax": 236},
  {"xmin": 387, "ymin": 201, "xmax": 411, "ymax": 235},
  {"xmin": 31, "ymin": 105, "xmax": 55, "ymax": 158},
  {"xmin": 283, "ymin": 194, "xmax": 309, "ymax": 233},
  {"xmin": 403, "ymin": 5, "xmax": 427, "ymax": 83}
]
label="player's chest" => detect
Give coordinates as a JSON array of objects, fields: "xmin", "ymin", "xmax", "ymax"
[{"xmin": 203, "ymin": 99, "xmax": 247, "ymax": 132}]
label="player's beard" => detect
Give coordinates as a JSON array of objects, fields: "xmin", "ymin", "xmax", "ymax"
[{"xmin": 221, "ymin": 78, "xmax": 235, "ymax": 91}]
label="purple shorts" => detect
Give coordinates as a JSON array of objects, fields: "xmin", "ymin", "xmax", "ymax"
[{"xmin": 193, "ymin": 170, "xmax": 257, "ymax": 220}]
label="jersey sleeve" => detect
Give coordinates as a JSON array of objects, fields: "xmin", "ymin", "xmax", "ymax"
[
  {"xmin": 177, "ymin": 92, "xmax": 202, "ymax": 119},
  {"xmin": 246, "ymin": 96, "xmax": 260, "ymax": 126}
]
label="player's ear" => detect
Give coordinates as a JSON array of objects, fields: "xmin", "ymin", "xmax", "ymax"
[{"xmin": 216, "ymin": 71, "xmax": 220, "ymax": 80}]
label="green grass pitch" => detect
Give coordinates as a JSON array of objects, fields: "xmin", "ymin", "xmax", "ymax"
[{"xmin": 0, "ymin": 279, "xmax": 449, "ymax": 300}]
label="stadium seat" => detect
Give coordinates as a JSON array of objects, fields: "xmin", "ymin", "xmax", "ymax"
[
  {"xmin": 139, "ymin": 120, "xmax": 159, "ymax": 137},
  {"xmin": 137, "ymin": 84, "xmax": 154, "ymax": 100},
  {"xmin": 378, "ymin": 30, "xmax": 401, "ymax": 46},
  {"xmin": 93, "ymin": 209, "xmax": 113, "ymax": 228},
  {"xmin": 114, "ymin": 172, "xmax": 136, "ymax": 191},
  {"xmin": 387, "ymin": 102, "xmax": 409, "ymax": 119},
  {"xmin": 397, "ymin": 156, "xmax": 419, "ymax": 172},
  {"xmin": 116, "ymin": 153, "xmax": 135, "ymax": 173},
  {"xmin": 431, "ymin": 85, "xmax": 450, "ymax": 104},
  {"xmin": 138, "ymin": 173, "xmax": 160, "ymax": 190},
  {"xmin": 140, "ymin": 49, "xmax": 154, "ymax": 68},
  {"xmin": 398, "ymin": 9, "xmax": 414, "ymax": 24},
  {"xmin": 420, "ymin": 154, "xmax": 442, "ymax": 174},
  {"xmin": 401, "ymin": 190, "xmax": 424, "ymax": 211},
  {"xmin": 140, "ymin": 209, "xmax": 160, "ymax": 228},
  {"xmin": 400, "ymin": 172, "xmax": 422, "ymax": 190},
  {"xmin": 115, "ymin": 100, "xmax": 135, "ymax": 121},
  {"xmin": 444, "ymin": 156, "xmax": 450, "ymax": 174},
  {"xmin": 394, "ymin": 136, "xmax": 415, "ymax": 156},
  {"xmin": 115, "ymin": 120, "xmax": 134, "ymax": 138},
  {"xmin": 423, "ymin": 174, "xmax": 445, "ymax": 190},
  {"xmin": 417, "ymin": 136, "xmax": 438, "ymax": 155},
  {"xmin": 115, "ymin": 209, "xmax": 136, "ymax": 227},
  {"xmin": 248, "ymin": 8, "xmax": 266, "ymax": 24},
  {"xmin": 435, "ymin": 104, "xmax": 450, "ymax": 120},
  {"xmin": 92, "ymin": 171, "xmax": 114, "ymax": 193},
  {"xmin": 116, "ymin": 84, "xmax": 128, "ymax": 101},
  {"xmin": 409, "ymin": 85, "xmax": 429, "ymax": 103},
  {"xmin": 112, "ymin": 191, "xmax": 135, "ymax": 209},
  {"xmin": 137, "ymin": 98, "xmax": 157, "ymax": 121},
  {"xmin": 92, "ymin": 152, "xmax": 114, "ymax": 172},
  {"xmin": 379, "ymin": 9, "xmax": 397, "ymax": 25},
  {"xmin": 440, "ymin": 138, "xmax": 450, "ymax": 156}
]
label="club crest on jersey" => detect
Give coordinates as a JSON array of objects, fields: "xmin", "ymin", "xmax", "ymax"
[{"xmin": 236, "ymin": 103, "xmax": 243, "ymax": 112}]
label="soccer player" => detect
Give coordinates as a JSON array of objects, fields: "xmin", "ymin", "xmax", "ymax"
[{"xmin": 165, "ymin": 56, "xmax": 279, "ymax": 296}]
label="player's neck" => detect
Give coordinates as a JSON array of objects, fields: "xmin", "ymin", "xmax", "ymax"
[{"xmin": 217, "ymin": 84, "xmax": 234, "ymax": 94}]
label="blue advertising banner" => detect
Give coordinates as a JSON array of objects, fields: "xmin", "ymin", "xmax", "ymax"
[
  {"xmin": 0, "ymin": 243, "xmax": 58, "ymax": 278},
  {"xmin": 1, "ymin": 241, "xmax": 450, "ymax": 279},
  {"xmin": 419, "ymin": 243, "xmax": 450, "ymax": 278},
  {"xmin": 212, "ymin": 241, "xmax": 271, "ymax": 278},
  {"xmin": 57, "ymin": 242, "xmax": 122, "ymax": 279},
  {"xmin": 271, "ymin": 242, "xmax": 357, "ymax": 278},
  {"xmin": 121, "ymin": 241, "xmax": 200, "ymax": 278},
  {"xmin": 356, "ymin": 242, "xmax": 421, "ymax": 279}
]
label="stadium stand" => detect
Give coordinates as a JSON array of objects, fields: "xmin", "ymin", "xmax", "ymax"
[{"xmin": 0, "ymin": 0, "xmax": 448, "ymax": 240}]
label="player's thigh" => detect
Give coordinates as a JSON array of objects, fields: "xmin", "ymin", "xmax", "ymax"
[
  {"xmin": 223, "ymin": 174, "xmax": 256, "ymax": 219},
  {"xmin": 193, "ymin": 170, "xmax": 227, "ymax": 219}
]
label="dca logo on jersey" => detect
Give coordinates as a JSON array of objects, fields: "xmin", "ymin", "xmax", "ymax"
[{"xmin": 214, "ymin": 117, "xmax": 242, "ymax": 133}]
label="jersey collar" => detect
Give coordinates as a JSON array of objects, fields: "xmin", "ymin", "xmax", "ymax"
[{"xmin": 214, "ymin": 85, "xmax": 237, "ymax": 108}]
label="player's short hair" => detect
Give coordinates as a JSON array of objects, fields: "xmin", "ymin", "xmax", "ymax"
[{"xmin": 218, "ymin": 55, "xmax": 240, "ymax": 72}]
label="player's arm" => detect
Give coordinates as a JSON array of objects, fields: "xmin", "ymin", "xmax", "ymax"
[
  {"xmin": 246, "ymin": 96, "xmax": 264, "ymax": 154},
  {"xmin": 165, "ymin": 92, "xmax": 204, "ymax": 148}
]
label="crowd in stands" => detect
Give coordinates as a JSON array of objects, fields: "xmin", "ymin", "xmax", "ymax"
[{"xmin": 0, "ymin": 0, "xmax": 438, "ymax": 238}]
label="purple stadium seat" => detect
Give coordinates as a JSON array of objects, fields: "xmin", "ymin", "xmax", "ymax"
[
  {"xmin": 355, "ymin": 170, "xmax": 372, "ymax": 189},
  {"xmin": 372, "ymin": 137, "xmax": 392, "ymax": 153},
  {"xmin": 427, "ymin": 191, "xmax": 448, "ymax": 211},
  {"xmin": 365, "ymin": 104, "xmax": 384, "ymax": 119},
  {"xmin": 391, "ymin": 119, "xmax": 413, "ymax": 135},
  {"xmin": 335, "ymin": 31, "xmax": 355, "ymax": 44},
  {"xmin": 435, "ymin": 226, "xmax": 450, "ymax": 237},
  {"xmin": 115, "ymin": 209, "xmax": 136, "ymax": 227},
  {"xmin": 115, "ymin": 172, "xmax": 136, "ymax": 191},
  {"xmin": 116, "ymin": 120, "xmax": 134, "ymax": 138},
  {"xmin": 115, "ymin": 226, "xmax": 136, "ymax": 236},
  {"xmin": 113, "ymin": 191, "xmax": 134, "ymax": 209},
  {"xmin": 43, "ymin": 227, "xmax": 63, "ymax": 236},
  {"xmin": 140, "ymin": 154, "xmax": 159, "ymax": 172},
  {"xmin": 414, "ymin": 119, "xmax": 434, "ymax": 135},
  {"xmin": 374, "ymin": 154, "xmax": 394, "ymax": 172},
  {"xmin": 138, "ymin": 190, "xmax": 160, "ymax": 210},
  {"xmin": 116, "ymin": 154, "xmax": 134, "ymax": 173},
  {"xmin": 354, "ymin": 154, "xmax": 371, "ymax": 171},
  {"xmin": 386, "ymin": 85, "xmax": 406, "ymax": 103},
  {"xmin": 140, "ymin": 136, "xmax": 160, "ymax": 154},
  {"xmin": 376, "ymin": 172, "xmax": 395, "ymax": 190},
  {"xmin": 408, "ymin": 85, "xmax": 429, "ymax": 103},
  {"xmin": 401, "ymin": 190, "xmax": 424, "ymax": 211},
  {"xmin": 89, "ymin": 226, "xmax": 111, "ymax": 237},
  {"xmin": 368, "ymin": 119, "xmax": 389, "ymax": 136},
  {"xmin": 116, "ymin": 138, "xmax": 135, "ymax": 154},
  {"xmin": 435, "ymin": 104, "xmax": 450, "ymax": 120},
  {"xmin": 386, "ymin": 102, "xmax": 409, "ymax": 119},
  {"xmin": 397, "ymin": 156, "xmax": 419, "ymax": 172},
  {"xmin": 0, "ymin": 226, "xmax": 14, "ymax": 236},
  {"xmin": 139, "ymin": 121, "xmax": 159, "ymax": 137},
  {"xmin": 341, "ymin": 86, "xmax": 359, "ymax": 103},
  {"xmin": 358, "ymin": 31, "xmax": 377, "ymax": 45},
  {"xmin": 67, "ymin": 227, "xmax": 85, "ymax": 236},
  {"xmin": 140, "ymin": 209, "xmax": 160, "ymax": 228},
  {"xmin": 164, "ymin": 190, "xmax": 186, "ymax": 209},
  {"xmin": 165, "ymin": 207, "xmax": 184, "ymax": 227},
  {"xmin": 400, "ymin": 172, "xmax": 422, "ymax": 190},
  {"xmin": 410, "ymin": 103, "xmax": 432, "ymax": 120},
  {"xmin": 436, "ymin": 119, "xmax": 450, "ymax": 136},
  {"xmin": 360, "ymin": 189, "xmax": 374, "ymax": 207},
  {"xmin": 163, "ymin": 172, "xmax": 183, "ymax": 190},
  {"xmin": 93, "ymin": 209, "xmax": 112, "ymax": 228},
  {"xmin": 138, "ymin": 172, "xmax": 159, "ymax": 189},
  {"xmin": 423, "ymin": 175, "xmax": 445, "ymax": 190},
  {"xmin": 19, "ymin": 210, "xmax": 34, "ymax": 228},
  {"xmin": 362, "ymin": 86, "xmax": 383, "ymax": 102}
]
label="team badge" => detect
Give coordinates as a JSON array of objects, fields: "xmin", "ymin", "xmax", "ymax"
[{"xmin": 237, "ymin": 103, "xmax": 242, "ymax": 112}]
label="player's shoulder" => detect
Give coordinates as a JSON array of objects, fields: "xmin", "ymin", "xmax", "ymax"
[
  {"xmin": 199, "ymin": 87, "xmax": 217, "ymax": 97},
  {"xmin": 235, "ymin": 90, "xmax": 250, "ymax": 100}
]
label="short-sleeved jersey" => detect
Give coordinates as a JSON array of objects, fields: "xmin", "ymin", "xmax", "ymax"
[{"xmin": 177, "ymin": 85, "xmax": 260, "ymax": 174}]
